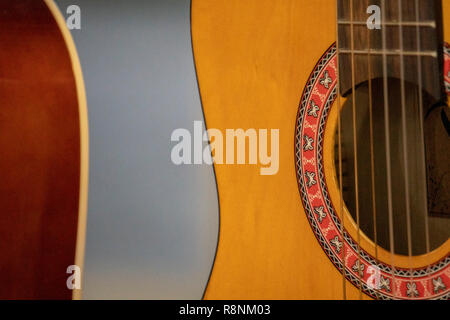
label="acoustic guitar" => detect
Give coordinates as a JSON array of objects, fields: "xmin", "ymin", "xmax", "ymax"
[
  {"xmin": 0, "ymin": 0, "xmax": 88, "ymax": 299},
  {"xmin": 192, "ymin": 0, "xmax": 450, "ymax": 299}
]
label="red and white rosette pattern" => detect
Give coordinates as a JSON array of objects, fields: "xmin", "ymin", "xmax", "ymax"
[{"xmin": 295, "ymin": 44, "xmax": 450, "ymax": 300}]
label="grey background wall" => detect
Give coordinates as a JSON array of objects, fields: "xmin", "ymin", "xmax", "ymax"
[{"xmin": 54, "ymin": 0, "xmax": 218, "ymax": 299}]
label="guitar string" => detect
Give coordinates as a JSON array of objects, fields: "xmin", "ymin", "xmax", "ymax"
[
  {"xmin": 415, "ymin": 0, "xmax": 432, "ymax": 294},
  {"xmin": 342, "ymin": 0, "xmax": 436, "ymax": 299},
  {"xmin": 397, "ymin": 0, "xmax": 414, "ymax": 290},
  {"xmin": 381, "ymin": 0, "xmax": 397, "ymax": 298},
  {"xmin": 366, "ymin": 0, "xmax": 379, "ymax": 300},
  {"xmin": 349, "ymin": 0, "xmax": 363, "ymax": 299},
  {"xmin": 334, "ymin": 0, "xmax": 353, "ymax": 300},
  {"xmin": 336, "ymin": 0, "xmax": 347, "ymax": 300}
]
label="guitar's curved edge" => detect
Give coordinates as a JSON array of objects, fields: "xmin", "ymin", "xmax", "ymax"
[
  {"xmin": 190, "ymin": 0, "xmax": 222, "ymax": 301},
  {"xmin": 44, "ymin": 0, "xmax": 89, "ymax": 301}
]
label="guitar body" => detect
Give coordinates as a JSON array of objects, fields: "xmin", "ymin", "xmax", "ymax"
[
  {"xmin": 192, "ymin": 0, "xmax": 450, "ymax": 299},
  {"xmin": 0, "ymin": 0, "xmax": 88, "ymax": 299}
]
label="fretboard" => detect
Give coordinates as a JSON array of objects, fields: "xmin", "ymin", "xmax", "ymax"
[{"xmin": 337, "ymin": 0, "xmax": 445, "ymax": 102}]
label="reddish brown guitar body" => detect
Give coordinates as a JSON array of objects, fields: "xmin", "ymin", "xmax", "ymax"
[{"xmin": 0, "ymin": 0, "xmax": 87, "ymax": 299}]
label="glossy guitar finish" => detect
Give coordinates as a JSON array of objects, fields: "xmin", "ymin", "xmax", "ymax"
[
  {"xmin": 0, "ymin": 0, "xmax": 88, "ymax": 299},
  {"xmin": 192, "ymin": 0, "xmax": 450, "ymax": 299}
]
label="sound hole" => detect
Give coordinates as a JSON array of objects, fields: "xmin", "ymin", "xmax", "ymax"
[{"xmin": 335, "ymin": 78, "xmax": 450, "ymax": 255}]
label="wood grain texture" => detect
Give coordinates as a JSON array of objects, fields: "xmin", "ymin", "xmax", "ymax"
[
  {"xmin": 0, "ymin": 0, "xmax": 84, "ymax": 299},
  {"xmin": 192, "ymin": 0, "xmax": 450, "ymax": 299}
]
